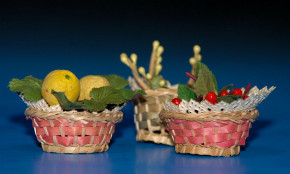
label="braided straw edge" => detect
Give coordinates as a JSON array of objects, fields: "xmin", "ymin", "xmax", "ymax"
[
  {"xmin": 160, "ymin": 109, "xmax": 259, "ymax": 123},
  {"xmin": 25, "ymin": 107, "xmax": 123, "ymax": 123},
  {"xmin": 136, "ymin": 130, "xmax": 174, "ymax": 146},
  {"xmin": 175, "ymin": 144, "xmax": 240, "ymax": 157},
  {"xmin": 41, "ymin": 143, "xmax": 109, "ymax": 153}
]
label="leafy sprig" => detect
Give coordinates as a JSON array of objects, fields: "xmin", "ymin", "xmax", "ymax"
[
  {"xmin": 8, "ymin": 76, "xmax": 43, "ymax": 101},
  {"xmin": 179, "ymin": 61, "xmax": 246, "ymax": 104},
  {"xmin": 9, "ymin": 74, "xmax": 145, "ymax": 112}
]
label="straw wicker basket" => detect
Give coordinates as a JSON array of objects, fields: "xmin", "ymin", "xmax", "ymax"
[
  {"xmin": 133, "ymin": 88, "xmax": 177, "ymax": 145},
  {"xmin": 25, "ymin": 107, "xmax": 123, "ymax": 153},
  {"xmin": 160, "ymin": 109, "xmax": 259, "ymax": 156}
]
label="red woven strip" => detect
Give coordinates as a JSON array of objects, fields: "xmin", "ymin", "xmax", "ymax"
[
  {"xmin": 174, "ymin": 129, "xmax": 195, "ymax": 137},
  {"xmin": 105, "ymin": 135, "xmax": 112, "ymax": 143},
  {"xmin": 35, "ymin": 127, "xmax": 46, "ymax": 135},
  {"xmin": 241, "ymin": 122, "xmax": 250, "ymax": 131},
  {"xmin": 37, "ymin": 119, "xmax": 51, "ymax": 127},
  {"xmin": 168, "ymin": 122, "xmax": 182, "ymax": 129},
  {"xmin": 238, "ymin": 137, "xmax": 246, "ymax": 145},
  {"xmin": 216, "ymin": 140, "xmax": 236, "ymax": 148},
  {"xmin": 85, "ymin": 127, "xmax": 102, "ymax": 135},
  {"xmin": 56, "ymin": 136, "xmax": 75, "ymax": 146},
  {"xmin": 62, "ymin": 127, "xmax": 83, "ymax": 136},
  {"xmin": 230, "ymin": 132, "xmax": 243, "ymax": 140},
  {"xmin": 39, "ymin": 135, "xmax": 54, "ymax": 144},
  {"xmin": 203, "ymin": 121, "xmax": 229, "ymax": 128},
  {"xmin": 93, "ymin": 135, "xmax": 105, "ymax": 144},
  {"xmin": 77, "ymin": 136, "xmax": 92, "ymax": 145},
  {"xmin": 193, "ymin": 127, "xmax": 216, "ymax": 137},
  {"xmin": 218, "ymin": 124, "xmax": 239, "ymax": 134},
  {"xmin": 101, "ymin": 126, "xmax": 113, "ymax": 135},
  {"xmin": 46, "ymin": 127, "xmax": 61, "ymax": 136},
  {"xmin": 205, "ymin": 134, "xmax": 229, "ymax": 143},
  {"xmin": 174, "ymin": 136, "xmax": 187, "ymax": 144},
  {"xmin": 187, "ymin": 136, "xmax": 204, "ymax": 144},
  {"xmin": 182, "ymin": 121, "xmax": 202, "ymax": 129},
  {"xmin": 51, "ymin": 119, "xmax": 71, "ymax": 127}
]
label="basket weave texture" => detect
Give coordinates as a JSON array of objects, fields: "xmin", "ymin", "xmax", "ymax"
[
  {"xmin": 133, "ymin": 88, "xmax": 177, "ymax": 145},
  {"xmin": 25, "ymin": 108, "xmax": 123, "ymax": 153},
  {"xmin": 160, "ymin": 109, "xmax": 259, "ymax": 156}
]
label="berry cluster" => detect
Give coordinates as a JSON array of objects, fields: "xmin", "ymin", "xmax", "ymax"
[{"xmin": 172, "ymin": 86, "xmax": 250, "ymax": 106}]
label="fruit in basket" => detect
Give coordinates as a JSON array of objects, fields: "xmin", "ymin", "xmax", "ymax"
[
  {"xmin": 41, "ymin": 70, "xmax": 80, "ymax": 106},
  {"xmin": 78, "ymin": 75, "xmax": 110, "ymax": 101},
  {"xmin": 172, "ymin": 98, "xmax": 182, "ymax": 105},
  {"xmin": 233, "ymin": 88, "xmax": 243, "ymax": 96},
  {"xmin": 205, "ymin": 92, "xmax": 217, "ymax": 104},
  {"xmin": 219, "ymin": 90, "xmax": 228, "ymax": 97}
]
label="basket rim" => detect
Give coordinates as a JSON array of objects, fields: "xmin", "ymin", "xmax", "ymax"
[
  {"xmin": 160, "ymin": 109, "xmax": 259, "ymax": 123},
  {"xmin": 25, "ymin": 107, "xmax": 123, "ymax": 123}
]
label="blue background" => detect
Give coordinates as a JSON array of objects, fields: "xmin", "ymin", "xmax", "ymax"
[{"xmin": 0, "ymin": 1, "xmax": 289, "ymax": 173}]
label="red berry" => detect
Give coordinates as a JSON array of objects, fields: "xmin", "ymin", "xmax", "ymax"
[
  {"xmin": 233, "ymin": 88, "xmax": 243, "ymax": 96},
  {"xmin": 205, "ymin": 92, "xmax": 218, "ymax": 105},
  {"xmin": 243, "ymin": 96, "xmax": 249, "ymax": 100},
  {"xmin": 172, "ymin": 98, "xmax": 182, "ymax": 105},
  {"xmin": 219, "ymin": 90, "xmax": 229, "ymax": 97}
]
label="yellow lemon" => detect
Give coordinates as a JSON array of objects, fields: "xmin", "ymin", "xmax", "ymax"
[
  {"xmin": 78, "ymin": 75, "xmax": 110, "ymax": 101},
  {"xmin": 41, "ymin": 70, "xmax": 80, "ymax": 106}
]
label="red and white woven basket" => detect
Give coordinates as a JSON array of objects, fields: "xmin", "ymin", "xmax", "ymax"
[
  {"xmin": 160, "ymin": 109, "xmax": 259, "ymax": 156},
  {"xmin": 25, "ymin": 107, "xmax": 123, "ymax": 153}
]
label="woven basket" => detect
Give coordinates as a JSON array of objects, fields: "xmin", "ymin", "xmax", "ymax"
[
  {"xmin": 133, "ymin": 88, "xmax": 177, "ymax": 145},
  {"xmin": 25, "ymin": 107, "xmax": 123, "ymax": 153},
  {"xmin": 160, "ymin": 109, "xmax": 259, "ymax": 156}
]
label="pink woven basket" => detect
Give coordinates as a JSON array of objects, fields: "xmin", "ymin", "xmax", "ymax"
[
  {"xmin": 160, "ymin": 109, "xmax": 259, "ymax": 157},
  {"xmin": 25, "ymin": 108, "xmax": 123, "ymax": 153}
]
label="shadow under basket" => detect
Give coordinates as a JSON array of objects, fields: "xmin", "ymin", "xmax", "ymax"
[
  {"xmin": 25, "ymin": 108, "xmax": 123, "ymax": 153},
  {"xmin": 133, "ymin": 88, "xmax": 177, "ymax": 146},
  {"xmin": 160, "ymin": 109, "xmax": 259, "ymax": 156}
]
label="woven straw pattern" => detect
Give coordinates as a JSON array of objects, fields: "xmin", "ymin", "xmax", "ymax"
[
  {"xmin": 160, "ymin": 109, "xmax": 258, "ymax": 156},
  {"xmin": 134, "ymin": 88, "xmax": 177, "ymax": 145},
  {"xmin": 25, "ymin": 108, "xmax": 123, "ymax": 153}
]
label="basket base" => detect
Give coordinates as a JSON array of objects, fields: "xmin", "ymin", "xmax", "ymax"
[
  {"xmin": 41, "ymin": 143, "xmax": 109, "ymax": 154},
  {"xmin": 136, "ymin": 130, "xmax": 174, "ymax": 146},
  {"xmin": 175, "ymin": 144, "xmax": 240, "ymax": 157}
]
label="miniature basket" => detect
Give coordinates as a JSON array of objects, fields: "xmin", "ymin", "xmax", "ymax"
[
  {"xmin": 160, "ymin": 86, "xmax": 275, "ymax": 156},
  {"xmin": 133, "ymin": 88, "xmax": 177, "ymax": 145},
  {"xmin": 23, "ymin": 97, "xmax": 123, "ymax": 154},
  {"xmin": 160, "ymin": 109, "xmax": 258, "ymax": 156}
]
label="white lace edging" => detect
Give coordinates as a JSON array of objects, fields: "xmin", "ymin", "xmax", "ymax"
[{"xmin": 163, "ymin": 86, "xmax": 275, "ymax": 113}]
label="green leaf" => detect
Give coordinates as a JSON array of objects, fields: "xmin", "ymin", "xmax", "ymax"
[
  {"xmin": 194, "ymin": 63, "xmax": 218, "ymax": 97},
  {"xmin": 8, "ymin": 76, "xmax": 43, "ymax": 101},
  {"xmin": 118, "ymin": 88, "xmax": 146, "ymax": 100},
  {"xmin": 218, "ymin": 83, "xmax": 233, "ymax": 95},
  {"xmin": 178, "ymin": 83, "xmax": 197, "ymax": 101},
  {"xmin": 216, "ymin": 95, "xmax": 242, "ymax": 103},
  {"xmin": 195, "ymin": 61, "xmax": 202, "ymax": 77},
  {"xmin": 90, "ymin": 86, "xmax": 125, "ymax": 104},
  {"xmin": 82, "ymin": 100, "xmax": 107, "ymax": 112},
  {"xmin": 149, "ymin": 75, "xmax": 167, "ymax": 89},
  {"xmin": 52, "ymin": 90, "xmax": 86, "ymax": 111},
  {"xmin": 212, "ymin": 73, "xmax": 218, "ymax": 92},
  {"xmin": 102, "ymin": 74, "xmax": 129, "ymax": 89}
]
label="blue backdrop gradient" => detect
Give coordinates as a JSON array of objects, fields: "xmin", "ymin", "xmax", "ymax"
[{"xmin": 0, "ymin": 1, "xmax": 289, "ymax": 173}]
